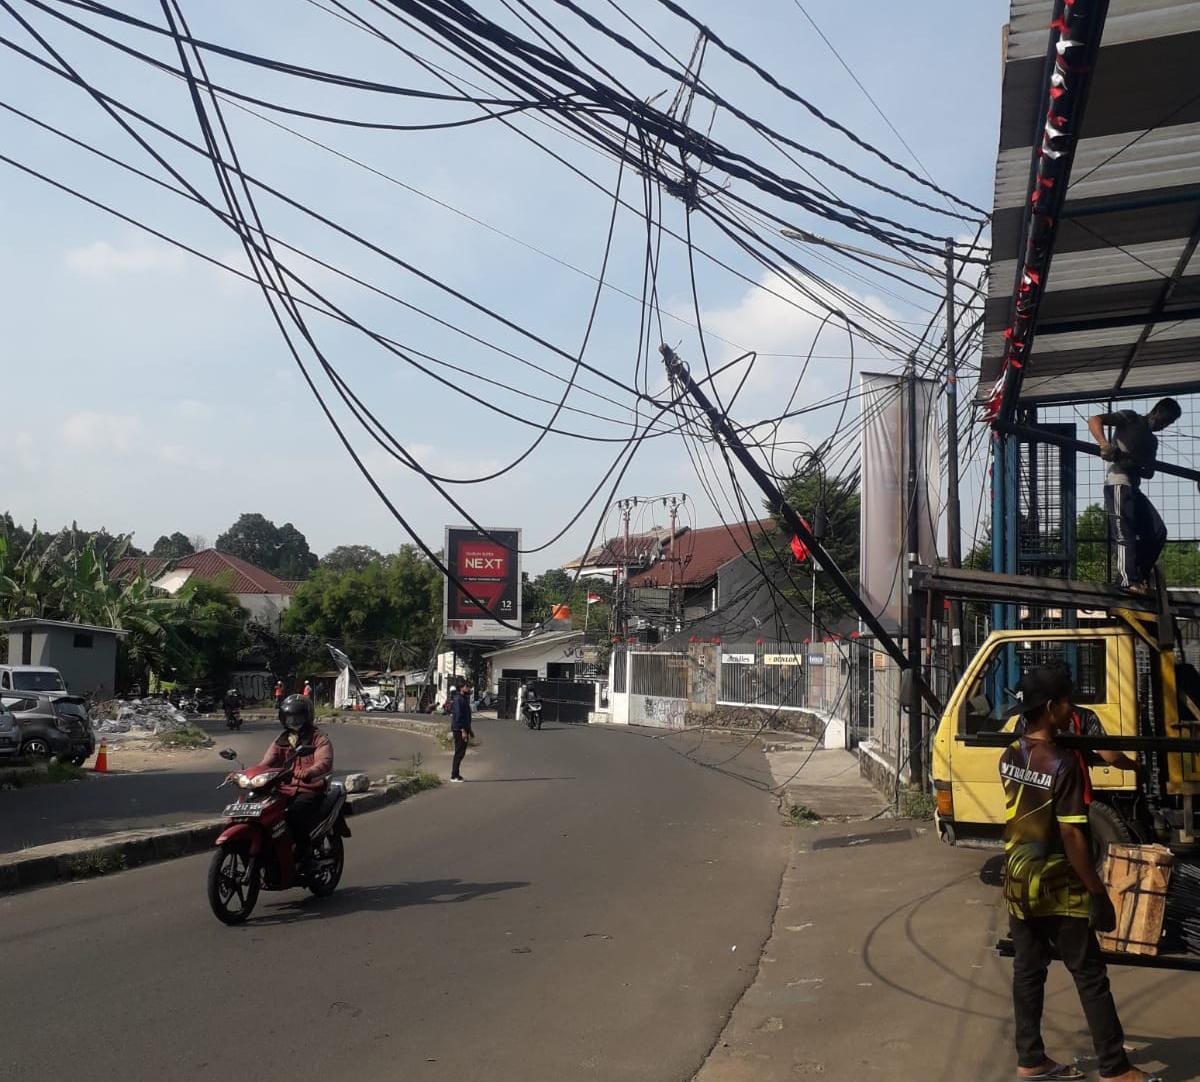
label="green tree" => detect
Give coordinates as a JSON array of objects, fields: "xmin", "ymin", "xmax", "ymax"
[
  {"xmin": 320, "ymin": 544, "xmax": 384, "ymax": 573},
  {"xmin": 162, "ymin": 578, "xmax": 248, "ymax": 689},
  {"xmin": 216, "ymin": 513, "xmax": 318, "ymax": 580},
  {"xmin": 282, "ymin": 545, "xmax": 440, "ymax": 670},
  {"xmin": 523, "ymin": 568, "xmax": 612, "ymax": 629},
  {"xmin": 764, "ymin": 462, "xmax": 861, "ymax": 627},
  {"xmin": 152, "ymin": 532, "xmax": 195, "ymax": 559}
]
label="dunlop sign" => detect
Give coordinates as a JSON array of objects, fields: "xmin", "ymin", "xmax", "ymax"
[{"xmin": 763, "ymin": 653, "xmax": 803, "ymax": 666}]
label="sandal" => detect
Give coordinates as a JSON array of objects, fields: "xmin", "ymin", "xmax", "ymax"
[{"xmin": 1020, "ymin": 1066, "xmax": 1085, "ymax": 1081}]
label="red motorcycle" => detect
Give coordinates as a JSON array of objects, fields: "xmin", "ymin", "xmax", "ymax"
[{"xmin": 207, "ymin": 747, "xmax": 352, "ymax": 925}]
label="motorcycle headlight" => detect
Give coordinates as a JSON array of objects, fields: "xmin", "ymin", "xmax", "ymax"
[
  {"xmin": 234, "ymin": 773, "xmax": 253, "ymax": 788},
  {"xmin": 251, "ymin": 773, "xmax": 273, "ymax": 788}
]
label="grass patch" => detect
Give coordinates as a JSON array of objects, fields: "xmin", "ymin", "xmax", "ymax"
[
  {"xmin": 317, "ymin": 705, "xmax": 343, "ymax": 720},
  {"xmin": 899, "ymin": 786, "xmax": 936, "ymax": 821},
  {"xmin": 66, "ymin": 850, "xmax": 127, "ymax": 879},
  {"xmin": 156, "ymin": 725, "xmax": 212, "ymax": 749},
  {"xmin": 436, "ymin": 729, "xmax": 479, "ymax": 751},
  {"xmin": 785, "ymin": 801, "xmax": 820, "ymax": 825},
  {"xmin": 0, "ymin": 760, "xmax": 86, "ymax": 788},
  {"xmin": 403, "ymin": 771, "xmax": 442, "ymax": 793}
]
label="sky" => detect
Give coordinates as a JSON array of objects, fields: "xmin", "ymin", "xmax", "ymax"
[{"xmin": 0, "ymin": 0, "xmax": 1009, "ymax": 573}]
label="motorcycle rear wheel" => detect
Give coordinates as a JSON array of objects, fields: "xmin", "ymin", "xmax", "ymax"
[
  {"xmin": 307, "ymin": 834, "xmax": 344, "ymax": 898},
  {"xmin": 207, "ymin": 845, "xmax": 260, "ymax": 925}
]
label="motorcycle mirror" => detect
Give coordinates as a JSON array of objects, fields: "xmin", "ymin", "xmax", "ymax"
[{"xmin": 218, "ymin": 748, "xmax": 238, "ymax": 761}]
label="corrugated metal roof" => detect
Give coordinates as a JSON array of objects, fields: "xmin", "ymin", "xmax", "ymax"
[{"xmin": 982, "ymin": 0, "xmax": 1200, "ymax": 405}]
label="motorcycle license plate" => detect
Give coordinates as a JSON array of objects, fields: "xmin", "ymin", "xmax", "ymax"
[{"xmin": 225, "ymin": 802, "xmax": 266, "ymax": 817}]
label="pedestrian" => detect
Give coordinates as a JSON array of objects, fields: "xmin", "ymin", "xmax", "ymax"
[
  {"xmin": 450, "ymin": 680, "xmax": 473, "ymax": 783},
  {"xmin": 303, "ymin": 679, "xmax": 313, "ymax": 700},
  {"xmin": 999, "ymin": 666, "xmax": 1157, "ymax": 1082},
  {"xmin": 1088, "ymin": 399, "xmax": 1180, "ymax": 593},
  {"xmin": 274, "ymin": 680, "xmax": 284, "ymax": 711}
]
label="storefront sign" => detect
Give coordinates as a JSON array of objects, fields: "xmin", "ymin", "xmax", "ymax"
[
  {"xmin": 764, "ymin": 653, "xmax": 803, "ymax": 666},
  {"xmin": 723, "ymin": 653, "xmax": 755, "ymax": 664}
]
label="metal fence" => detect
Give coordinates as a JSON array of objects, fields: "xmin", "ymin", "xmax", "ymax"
[{"xmin": 629, "ymin": 651, "xmax": 688, "ymax": 699}]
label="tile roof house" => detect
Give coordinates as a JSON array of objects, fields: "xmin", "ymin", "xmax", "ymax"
[
  {"xmin": 561, "ymin": 527, "xmax": 676, "ymax": 577},
  {"xmin": 627, "ymin": 519, "xmax": 779, "ymax": 632},
  {"xmin": 110, "ymin": 549, "xmax": 297, "ymax": 629}
]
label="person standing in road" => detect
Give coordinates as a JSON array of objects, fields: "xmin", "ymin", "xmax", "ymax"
[
  {"xmin": 450, "ymin": 680, "xmax": 473, "ymax": 783},
  {"xmin": 1088, "ymin": 399, "xmax": 1180, "ymax": 593},
  {"xmin": 274, "ymin": 680, "xmax": 285, "ymax": 710},
  {"xmin": 303, "ymin": 679, "xmax": 313, "ymax": 701},
  {"xmin": 1000, "ymin": 667, "xmax": 1158, "ymax": 1082}
]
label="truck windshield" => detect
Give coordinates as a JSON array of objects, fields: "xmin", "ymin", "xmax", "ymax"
[
  {"xmin": 967, "ymin": 638, "xmax": 1108, "ymax": 731},
  {"xmin": 13, "ymin": 672, "xmax": 66, "ymax": 692}
]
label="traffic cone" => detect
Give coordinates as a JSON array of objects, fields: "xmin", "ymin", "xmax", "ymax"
[{"xmin": 93, "ymin": 740, "xmax": 108, "ymax": 773}]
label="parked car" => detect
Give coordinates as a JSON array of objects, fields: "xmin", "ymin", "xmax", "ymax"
[
  {"xmin": 0, "ymin": 665, "xmax": 68, "ymax": 698},
  {"xmin": 0, "ymin": 693, "xmax": 94, "ymax": 764},
  {"xmin": 0, "ymin": 706, "xmax": 21, "ymax": 760}
]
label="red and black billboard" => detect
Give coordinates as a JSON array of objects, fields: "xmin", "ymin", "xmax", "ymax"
[{"xmin": 443, "ymin": 527, "xmax": 521, "ymax": 640}]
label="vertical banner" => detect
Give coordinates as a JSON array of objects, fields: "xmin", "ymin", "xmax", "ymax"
[
  {"xmin": 859, "ymin": 373, "xmax": 943, "ymax": 635},
  {"xmin": 443, "ymin": 527, "xmax": 522, "ymax": 640}
]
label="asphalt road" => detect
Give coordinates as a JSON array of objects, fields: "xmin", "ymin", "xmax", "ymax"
[
  {"xmin": 0, "ymin": 717, "xmax": 441, "ymax": 853},
  {"xmin": 0, "ymin": 722, "xmax": 788, "ymax": 1082}
]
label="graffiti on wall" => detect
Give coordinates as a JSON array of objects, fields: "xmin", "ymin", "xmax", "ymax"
[
  {"xmin": 232, "ymin": 671, "xmax": 273, "ymax": 702},
  {"xmin": 641, "ymin": 696, "xmax": 687, "ymax": 730}
]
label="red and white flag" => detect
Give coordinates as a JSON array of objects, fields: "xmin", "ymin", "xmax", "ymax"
[
  {"xmin": 790, "ymin": 519, "xmax": 813, "ymax": 563},
  {"xmin": 586, "ymin": 592, "xmax": 602, "ymax": 604}
]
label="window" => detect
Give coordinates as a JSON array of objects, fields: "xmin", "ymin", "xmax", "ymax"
[
  {"xmin": 1, "ymin": 696, "xmax": 39, "ymax": 714},
  {"xmin": 959, "ymin": 638, "xmax": 1109, "ymax": 734},
  {"xmin": 13, "ymin": 671, "xmax": 66, "ymax": 692},
  {"xmin": 73, "ymin": 632, "xmax": 94, "ymax": 649}
]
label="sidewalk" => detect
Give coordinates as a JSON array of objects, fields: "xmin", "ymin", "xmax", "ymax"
[
  {"xmin": 693, "ymin": 821, "xmax": 1200, "ymax": 1082},
  {"xmin": 766, "ymin": 740, "xmax": 891, "ymax": 821}
]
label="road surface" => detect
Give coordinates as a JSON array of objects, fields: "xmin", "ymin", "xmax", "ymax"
[
  {"xmin": 0, "ymin": 716, "xmax": 443, "ymax": 853},
  {"xmin": 0, "ymin": 721, "xmax": 788, "ymax": 1082}
]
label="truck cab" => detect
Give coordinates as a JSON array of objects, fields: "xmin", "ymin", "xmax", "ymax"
[{"xmin": 932, "ymin": 608, "xmax": 1200, "ymax": 857}]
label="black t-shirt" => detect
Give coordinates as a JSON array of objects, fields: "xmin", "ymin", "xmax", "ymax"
[
  {"xmin": 999, "ymin": 736, "xmax": 1090, "ymax": 919},
  {"xmin": 1099, "ymin": 409, "xmax": 1157, "ymax": 485}
]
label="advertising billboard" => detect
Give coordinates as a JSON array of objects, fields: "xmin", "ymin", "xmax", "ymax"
[{"xmin": 443, "ymin": 526, "xmax": 522, "ymax": 640}]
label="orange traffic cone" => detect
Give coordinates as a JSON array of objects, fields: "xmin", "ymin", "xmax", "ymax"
[{"xmin": 93, "ymin": 740, "xmax": 108, "ymax": 773}]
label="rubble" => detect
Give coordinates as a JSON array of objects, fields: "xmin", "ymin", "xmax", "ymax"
[
  {"xmin": 344, "ymin": 772, "xmax": 370, "ymax": 793},
  {"xmin": 91, "ymin": 698, "xmax": 192, "ymax": 736}
]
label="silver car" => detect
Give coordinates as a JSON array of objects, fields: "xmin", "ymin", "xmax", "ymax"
[{"xmin": 0, "ymin": 694, "xmax": 94, "ymax": 764}]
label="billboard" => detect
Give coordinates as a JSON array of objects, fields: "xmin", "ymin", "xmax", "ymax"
[
  {"xmin": 859, "ymin": 372, "xmax": 943, "ymax": 635},
  {"xmin": 443, "ymin": 526, "xmax": 521, "ymax": 640}
]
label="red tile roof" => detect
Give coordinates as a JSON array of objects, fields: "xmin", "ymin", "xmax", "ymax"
[
  {"xmin": 565, "ymin": 528, "xmax": 674, "ymax": 570},
  {"xmin": 628, "ymin": 520, "xmax": 777, "ymax": 589},
  {"xmin": 108, "ymin": 550, "xmax": 296, "ymax": 596},
  {"xmin": 174, "ymin": 550, "xmax": 295, "ymax": 595}
]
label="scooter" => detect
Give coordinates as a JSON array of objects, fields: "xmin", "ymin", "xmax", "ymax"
[
  {"xmin": 224, "ymin": 705, "xmax": 243, "ymax": 730},
  {"xmin": 207, "ymin": 747, "xmax": 352, "ymax": 925},
  {"xmin": 522, "ymin": 696, "xmax": 543, "ymax": 730}
]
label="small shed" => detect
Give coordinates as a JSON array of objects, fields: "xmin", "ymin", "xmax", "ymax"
[{"xmin": 1, "ymin": 619, "xmax": 127, "ymax": 699}]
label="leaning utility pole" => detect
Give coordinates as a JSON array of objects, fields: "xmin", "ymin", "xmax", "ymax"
[
  {"xmin": 661, "ymin": 345, "xmax": 942, "ymax": 719},
  {"xmin": 944, "ymin": 238, "xmax": 965, "ymax": 680}
]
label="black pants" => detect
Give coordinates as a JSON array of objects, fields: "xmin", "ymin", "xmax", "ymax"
[
  {"xmin": 1105, "ymin": 483, "xmax": 1166, "ymax": 588},
  {"xmin": 286, "ymin": 792, "xmax": 323, "ymax": 853},
  {"xmin": 1010, "ymin": 913, "xmax": 1130, "ymax": 1076},
  {"xmin": 451, "ymin": 730, "xmax": 469, "ymax": 779}
]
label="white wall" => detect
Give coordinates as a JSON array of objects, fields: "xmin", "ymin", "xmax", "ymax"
[
  {"xmin": 629, "ymin": 694, "xmax": 688, "ymax": 729},
  {"xmin": 238, "ymin": 593, "xmax": 292, "ymax": 630}
]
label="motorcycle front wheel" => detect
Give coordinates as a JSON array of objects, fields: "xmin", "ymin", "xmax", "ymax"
[
  {"xmin": 307, "ymin": 834, "xmax": 344, "ymax": 898},
  {"xmin": 207, "ymin": 845, "xmax": 260, "ymax": 925}
]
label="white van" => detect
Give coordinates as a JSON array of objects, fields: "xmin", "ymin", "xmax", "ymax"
[{"xmin": 0, "ymin": 665, "xmax": 68, "ymax": 697}]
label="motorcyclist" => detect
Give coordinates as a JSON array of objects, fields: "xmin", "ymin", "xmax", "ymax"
[
  {"xmin": 223, "ymin": 687, "xmax": 242, "ymax": 719},
  {"xmin": 254, "ymin": 694, "xmax": 333, "ymax": 865}
]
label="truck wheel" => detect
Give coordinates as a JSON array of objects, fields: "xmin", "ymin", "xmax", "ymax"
[
  {"xmin": 937, "ymin": 817, "xmax": 957, "ymax": 846},
  {"xmin": 1088, "ymin": 802, "xmax": 1134, "ymax": 874}
]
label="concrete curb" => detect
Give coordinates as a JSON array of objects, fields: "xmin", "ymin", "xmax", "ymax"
[{"xmin": 0, "ymin": 776, "xmax": 440, "ymax": 897}]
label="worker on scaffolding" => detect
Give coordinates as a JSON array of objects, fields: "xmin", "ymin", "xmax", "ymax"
[{"xmin": 1088, "ymin": 399, "xmax": 1180, "ymax": 594}]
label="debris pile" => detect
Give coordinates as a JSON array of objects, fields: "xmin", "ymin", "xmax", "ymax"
[{"xmin": 92, "ymin": 698, "xmax": 192, "ymax": 736}]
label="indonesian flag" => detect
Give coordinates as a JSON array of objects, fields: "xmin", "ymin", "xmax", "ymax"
[
  {"xmin": 586, "ymin": 592, "xmax": 602, "ymax": 605},
  {"xmin": 790, "ymin": 519, "xmax": 813, "ymax": 563}
]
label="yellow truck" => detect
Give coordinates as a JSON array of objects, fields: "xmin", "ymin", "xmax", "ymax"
[{"xmin": 924, "ymin": 569, "xmax": 1200, "ymax": 862}]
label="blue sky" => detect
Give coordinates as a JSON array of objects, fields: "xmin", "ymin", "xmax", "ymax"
[{"xmin": 0, "ymin": 0, "xmax": 1008, "ymax": 572}]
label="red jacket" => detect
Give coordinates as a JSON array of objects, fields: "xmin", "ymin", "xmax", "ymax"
[{"xmin": 255, "ymin": 728, "xmax": 333, "ymax": 797}]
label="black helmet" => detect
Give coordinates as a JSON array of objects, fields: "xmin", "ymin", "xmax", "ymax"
[{"xmin": 279, "ymin": 693, "xmax": 315, "ymax": 732}]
